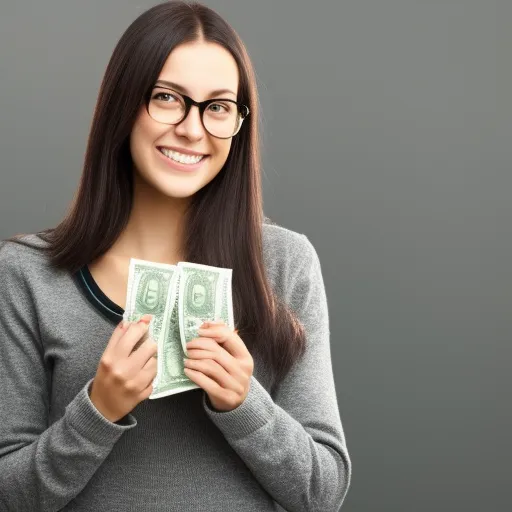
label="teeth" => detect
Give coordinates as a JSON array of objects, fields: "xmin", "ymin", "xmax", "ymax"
[{"xmin": 159, "ymin": 147, "xmax": 204, "ymax": 164}]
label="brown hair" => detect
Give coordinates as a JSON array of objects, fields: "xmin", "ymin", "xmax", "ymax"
[{"xmin": 7, "ymin": 0, "xmax": 306, "ymax": 390}]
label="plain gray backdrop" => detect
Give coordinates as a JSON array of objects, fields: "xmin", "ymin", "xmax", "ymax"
[{"xmin": 1, "ymin": 1, "xmax": 510, "ymax": 510}]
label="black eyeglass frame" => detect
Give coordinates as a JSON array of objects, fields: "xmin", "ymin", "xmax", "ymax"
[{"xmin": 145, "ymin": 86, "xmax": 250, "ymax": 139}]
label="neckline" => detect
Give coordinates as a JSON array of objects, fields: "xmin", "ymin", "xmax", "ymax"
[{"xmin": 75, "ymin": 265, "xmax": 124, "ymax": 324}]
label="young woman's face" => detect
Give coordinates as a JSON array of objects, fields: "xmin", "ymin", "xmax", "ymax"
[{"xmin": 129, "ymin": 41, "xmax": 240, "ymax": 199}]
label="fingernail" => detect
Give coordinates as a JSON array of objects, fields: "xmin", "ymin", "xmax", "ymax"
[{"xmin": 138, "ymin": 314, "xmax": 153, "ymax": 325}]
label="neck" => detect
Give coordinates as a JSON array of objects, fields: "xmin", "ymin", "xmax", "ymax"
[{"xmin": 109, "ymin": 173, "xmax": 190, "ymax": 264}]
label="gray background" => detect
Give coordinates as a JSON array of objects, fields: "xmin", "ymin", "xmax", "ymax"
[{"xmin": 1, "ymin": 1, "xmax": 510, "ymax": 510}]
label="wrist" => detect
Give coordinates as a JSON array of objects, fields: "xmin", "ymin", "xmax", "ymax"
[{"xmin": 89, "ymin": 384, "xmax": 119, "ymax": 423}]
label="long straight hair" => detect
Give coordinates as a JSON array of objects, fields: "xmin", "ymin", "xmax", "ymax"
[{"xmin": 8, "ymin": 0, "xmax": 306, "ymax": 390}]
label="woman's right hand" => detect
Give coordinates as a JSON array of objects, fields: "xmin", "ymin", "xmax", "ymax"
[{"xmin": 89, "ymin": 314, "xmax": 158, "ymax": 423}]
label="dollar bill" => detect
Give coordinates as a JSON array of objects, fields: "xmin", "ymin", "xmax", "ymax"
[
  {"xmin": 123, "ymin": 258, "xmax": 175, "ymax": 358},
  {"xmin": 123, "ymin": 258, "xmax": 235, "ymax": 400},
  {"xmin": 149, "ymin": 268, "xmax": 201, "ymax": 399},
  {"xmin": 177, "ymin": 261, "xmax": 234, "ymax": 356}
]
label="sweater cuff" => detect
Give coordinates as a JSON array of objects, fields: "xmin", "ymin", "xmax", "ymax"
[
  {"xmin": 202, "ymin": 375, "xmax": 275, "ymax": 441},
  {"xmin": 65, "ymin": 379, "xmax": 137, "ymax": 446}
]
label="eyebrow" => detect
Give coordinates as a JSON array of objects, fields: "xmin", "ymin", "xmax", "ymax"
[{"xmin": 154, "ymin": 80, "xmax": 237, "ymax": 99}]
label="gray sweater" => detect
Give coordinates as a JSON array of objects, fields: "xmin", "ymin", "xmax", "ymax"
[{"xmin": 0, "ymin": 221, "xmax": 351, "ymax": 512}]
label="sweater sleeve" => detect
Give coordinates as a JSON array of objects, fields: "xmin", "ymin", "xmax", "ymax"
[
  {"xmin": 202, "ymin": 234, "xmax": 352, "ymax": 512},
  {"xmin": 0, "ymin": 242, "xmax": 137, "ymax": 511}
]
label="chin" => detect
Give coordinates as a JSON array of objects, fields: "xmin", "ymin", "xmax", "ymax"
[{"xmin": 153, "ymin": 181, "xmax": 204, "ymax": 199}]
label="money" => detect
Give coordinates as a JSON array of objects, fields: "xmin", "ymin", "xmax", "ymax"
[
  {"xmin": 123, "ymin": 259, "xmax": 175, "ymax": 355},
  {"xmin": 177, "ymin": 261, "xmax": 234, "ymax": 355},
  {"xmin": 123, "ymin": 258, "xmax": 234, "ymax": 399},
  {"xmin": 150, "ymin": 268, "xmax": 200, "ymax": 399}
]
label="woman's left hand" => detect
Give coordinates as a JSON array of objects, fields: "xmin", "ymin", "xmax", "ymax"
[{"xmin": 184, "ymin": 320, "xmax": 254, "ymax": 412}]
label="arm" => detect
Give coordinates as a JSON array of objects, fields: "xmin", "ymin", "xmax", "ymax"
[
  {"xmin": 0, "ymin": 242, "xmax": 137, "ymax": 511},
  {"xmin": 202, "ymin": 234, "xmax": 352, "ymax": 512}
]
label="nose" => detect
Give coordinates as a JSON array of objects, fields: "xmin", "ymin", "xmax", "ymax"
[{"xmin": 174, "ymin": 104, "xmax": 205, "ymax": 140}]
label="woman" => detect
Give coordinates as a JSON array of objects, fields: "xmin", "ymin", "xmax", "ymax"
[{"xmin": 0, "ymin": 1, "xmax": 351, "ymax": 510}]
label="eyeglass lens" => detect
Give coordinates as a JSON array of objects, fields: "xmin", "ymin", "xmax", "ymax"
[{"xmin": 148, "ymin": 88, "xmax": 243, "ymax": 138}]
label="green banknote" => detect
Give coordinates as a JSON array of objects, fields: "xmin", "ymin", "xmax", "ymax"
[
  {"xmin": 124, "ymin": 258, "xmax": 234, "ymax": 400},
  {"xmin": 177, "ymin": 261, "xmax": 234, "ymax": 355},
  {"xmin": 123, "ymin": 258, "xmax": 176, "ymax": 354},
  {"xmin": 150, "ymin": 267, "xmax": 201, "ymax": 399}
]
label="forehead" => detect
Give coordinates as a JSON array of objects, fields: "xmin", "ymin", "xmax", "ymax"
[{"xmin": 157, "ymin": 42, "xmax": 239, "ymax": 99}]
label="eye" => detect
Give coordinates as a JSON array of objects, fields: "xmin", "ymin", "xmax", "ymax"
[
  {"xmin": 153, "ymin": 92, "xmax": 178, "ymax": 103},
  {"xmin": 207, "ymin": 102, "xmax": 231, "ymax": 114}
]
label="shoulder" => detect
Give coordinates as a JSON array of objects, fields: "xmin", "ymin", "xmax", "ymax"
[
  {"xmin": 262, "ymin": 217, "xmax": 321, "ymax": 296},
  {"xmin": 263, "ymin": 217, "xmax": 318, "ymax": 264},
  {"xmin": 0, "ymin": 233, "xmax": 53, "ymax": 280}
]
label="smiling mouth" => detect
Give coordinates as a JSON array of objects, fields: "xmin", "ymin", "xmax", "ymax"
[{"xmin": 157, "ymin": 147, "xmax": 208, "ymax": 164}]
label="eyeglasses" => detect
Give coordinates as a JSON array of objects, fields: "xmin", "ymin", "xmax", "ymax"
[{"xmin": 145, "ymin": 86, "xmax": 250, "ymax": 139}]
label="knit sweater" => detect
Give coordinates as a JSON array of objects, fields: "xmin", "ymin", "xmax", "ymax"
[{"xmin": 0, "ymin": 221, "xmax": 351, "ymax": 512}]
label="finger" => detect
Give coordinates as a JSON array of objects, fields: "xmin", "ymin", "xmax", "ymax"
[
  {"xmin": 129, "ymin": 336, "xmax": 158, "ymax": 371},
  {"xmin": 183, "ymin": 358, "xmax": 244, "ymax": 393},
  {"xmin": 184, "ymin": 368, "xmax": 242, "ymax": 409},
  {"xmin": 115, "ymin": 316, "xmax": 153, "ymax": 358},
  {"xmin": 185, "ymin": 337, "xmax": 223, "ymax": 354},
  {"xmin": 131, "ymin": 327, "xmax": 151, "ymax": 353},
  {"xmin": 201, "ymin": 319, "xmax": 226, "ymax": 327},
  {"xmin": 196, "ymin": 325, "xmax": 247, "ymax": 359},
  {"xmin": 185, "ymin": 343, "xmax": 245, "ymax": 381},
  {"xmin": 137, "ymin": 356, "xmax": 158, "ymax": 390},
  {"xmin": 183, "ymin": 368, "xmax": 220, "ymax": 395},
  {"xmin": 103, "ymin": 319, "xmax": 130, "ymax": 357},
  {"xmin": 139, "ymin": 381, "xmax": 155, "ymax": 401}
]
